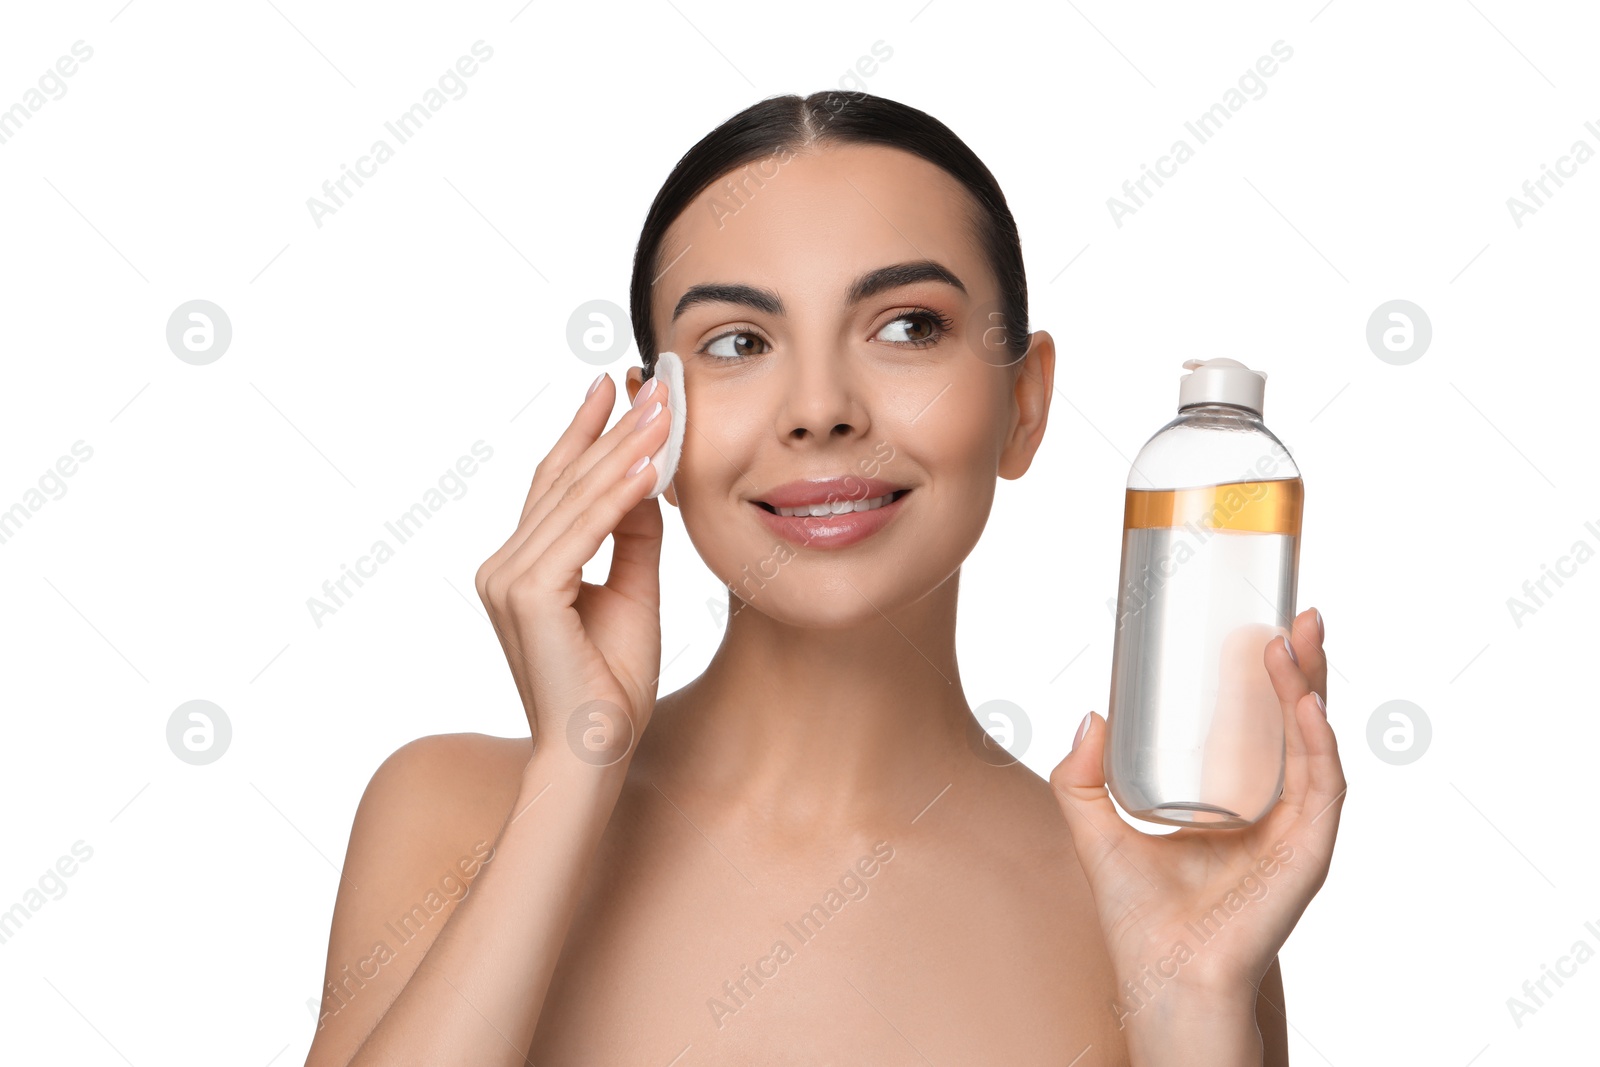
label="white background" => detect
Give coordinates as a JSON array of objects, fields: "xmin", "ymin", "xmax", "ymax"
[{"xmin": 2, "ymin": 1, "xmax": 1597, "ymax": 1063}]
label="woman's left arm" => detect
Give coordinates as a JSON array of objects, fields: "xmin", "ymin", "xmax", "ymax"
[{"xmin": 1050, "ymin": 607, "xmax": 1344, "ymax": 1067}]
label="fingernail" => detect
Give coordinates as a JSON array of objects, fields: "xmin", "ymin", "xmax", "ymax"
[
  {"xmin": 587, "ymin": 372, "xmax": 606, "ymax": 398},
  {"xmin": 632, "ymin": 376, "xmax": 658, "ymax": 409},
  {"xmin": 1071, "ymin": 712, "xmax": 1092, "ymax": 754},
  {"xmin": 638, "ymin": 400, "xmax": 663, "ymax": 427},
  {"xmin": 1281, "ymin": 634, "xmax": 1298, "ymax": 665},
  {"xmin": 626, "ymin": 454, "xmax": 651, "ymax": 478},
  {"xmin": 1314, "ymin": 606, "xmax": 1324, "ymax": 643},
  {"xmin": 1312, "ymin": 690, "xmax": 1326, "ymax": 717}
]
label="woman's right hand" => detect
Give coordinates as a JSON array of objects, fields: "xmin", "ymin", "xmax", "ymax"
[{"xmin": 474, "ymin": 372, "xmax": 672, "ymax": 766}]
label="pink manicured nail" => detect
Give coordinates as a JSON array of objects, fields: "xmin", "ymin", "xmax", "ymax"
[
  {"xmin": 626, "ymin": 454, "xmax": 651, "ymax": 478},
  {"xmin": 1281, "ymin": 634, "xmax": 1298, "ymax": 666},
  {"xmin": 587, "ymin": 372, "xmax": 606, "ymax": 397},
  {"xmin": 1312, "ymin": 691, "xmax": 1326, "ymax": 717},
  {"xmin": 1071, "ymin": 712, "xmax": 1091, "ymax": 754},
  {"xmin": 632, "ymin": 376, "xmax": 658, "ymax": 409},
  {"xmin": 1314, "ymin": 606, "xmax": 1324, "ymax": 643}
]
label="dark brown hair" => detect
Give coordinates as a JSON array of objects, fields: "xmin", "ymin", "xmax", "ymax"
[{"xmin": 630, "ymin": 90, "xmax": 1030, "ymax": 378}]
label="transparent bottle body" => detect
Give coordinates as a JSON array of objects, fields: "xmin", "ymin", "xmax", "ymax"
[{"xmin": 1103, "ymin": 403, "xmax": 1302, "ymax": 828}]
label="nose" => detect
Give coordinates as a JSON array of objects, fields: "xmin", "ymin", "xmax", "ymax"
[{"xmin": 776, "ymin": 349, "xmax": 871, "ymax": 443}]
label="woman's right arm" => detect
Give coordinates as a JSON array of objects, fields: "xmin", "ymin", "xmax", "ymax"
[
  {"xmin": 303, "ymin": 372, "xmax": 674, "ymax": 1066},
  {"xmin": 319, "ymin": 735, "xmax": 634, "ymax": 1067}
]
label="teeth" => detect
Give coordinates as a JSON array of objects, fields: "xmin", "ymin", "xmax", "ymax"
[{"xmin": 773, "ymin": 492, "xmax": 898, "ymax": 518}]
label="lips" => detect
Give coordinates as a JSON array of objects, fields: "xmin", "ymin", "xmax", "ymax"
[
  {"xmin": 750, "ymin": 476, "xmax": 910, "ymax": 511},
  {"xmin": 761, "ymin": 489, "xmax": 908, "ymax": 518},
  {"xmin": 748, "ymin": 477, "xmax": 912, "ymax": 549}
]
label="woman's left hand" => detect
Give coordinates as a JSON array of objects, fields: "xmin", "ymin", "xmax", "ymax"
[{"xmin": 1049, "ymin": 606, "xmax": 1346, "ymax": 1033}]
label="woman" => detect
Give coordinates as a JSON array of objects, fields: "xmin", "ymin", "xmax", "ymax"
[{"xmin": 303, "ymin": 90, "xmax": 1343, "ymax": 1066}]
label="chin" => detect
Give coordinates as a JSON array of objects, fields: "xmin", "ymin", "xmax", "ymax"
[
  {"xmin": 731, "ymin": 590, "xmax": 900, "ymax": 631},
  {"xmin": 719, "ymin": 553, "xmax": 946, "ymax": 630}
]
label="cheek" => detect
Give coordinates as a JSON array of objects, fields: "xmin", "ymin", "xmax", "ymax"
[
  {"xmin": 914, "ymin": 386, "xmax": 1002, "ymax": 479},
  {"xmin": 896, "ymin": 386, "xmax": 1005, "ymax": 545},
  {"xmin": 670, "ymin": 395, "xmax": 763, "ymax": 528},
  {"xmin": 678, "ymin": 391, "xmax": 762, "ymax": 485}
]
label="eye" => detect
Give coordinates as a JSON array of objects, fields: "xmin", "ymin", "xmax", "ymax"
[
  {"xmin": 875, "ymin": 308, "xmax": 956, "ymax": 348},
  {"xmin": 700, "ymin": 328, "xmax": 771, "ymax": 362}
]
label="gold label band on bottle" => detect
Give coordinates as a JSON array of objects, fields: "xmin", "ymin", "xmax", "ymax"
[{"xmin": 1124, "ymin": 479, "xmax": 1303, "ymax": 535}]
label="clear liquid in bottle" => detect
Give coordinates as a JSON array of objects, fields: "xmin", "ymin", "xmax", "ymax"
[{"xmin": 1103, "ymin": 359, "xmax": 1303, "ymax": 829}]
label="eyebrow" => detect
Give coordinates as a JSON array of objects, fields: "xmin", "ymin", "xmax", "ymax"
[{"xmin": 670, "ymin": 259, "xmax": 966, "ymax": 322}]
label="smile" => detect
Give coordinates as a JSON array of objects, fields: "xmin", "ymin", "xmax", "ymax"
[
  {"xmin": 749, "ymin": 489, "xmax": 911, "ymax": 549},
  {"xmin": 756, "ymin": 489, "xmax": 909, "ymax": 518}
]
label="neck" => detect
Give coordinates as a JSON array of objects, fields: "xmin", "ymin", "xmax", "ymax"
[{"xmin": 644, "ymin": 568, "xmax": 980, "ymax": 839}]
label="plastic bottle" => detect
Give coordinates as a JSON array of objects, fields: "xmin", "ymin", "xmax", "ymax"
[{"xmin": 1103, "ymin": 358, "xmax": 1303, "ymax": 828}]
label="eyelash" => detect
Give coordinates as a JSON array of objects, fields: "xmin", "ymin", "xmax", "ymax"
[{"xmin": 696, "ymin": 307, "xmax": 957, "ymax": 363}]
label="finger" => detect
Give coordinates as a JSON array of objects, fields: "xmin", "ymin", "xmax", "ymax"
[
  {"xmin": 501, "ymin": 375, "xmax": 662, "ymax": 556},
  {"xmin": 1266, "ymin": 632, "xmax": 1315, "ymax": 813},
  {"xmin": 563, "ymin": 376, "xmax": 671, "ymax": 510},
  {"xmin": 1294, "ymin": 688, "xmax": 1347, "ymax": 851},
  {"xmin": 494, "ymin": 400, "xmax": 670, "ymax": 621},
  {"xmin": 491, "ymin": 416, "xmax": 668, "ymax": 715},
  {"xmin": 604, "ymin": 475, "xmax": 667, "ymax": 610},
  {"xmin": 1288, "ymin": 606, "xmax": 1327, "ymax": 702},
  {"xmin": 496, "ymin": 391, "xmax": 670, "ymax": 589},
  {"xmin": 482, "ymin": 381, "xmax": 668, "ymax": 599},
  {"xmin": 476, "ymin": 375, "xmax": 618, "ymax": 603},
  {"xmin": 1048, "ymin": 712, "xmax": 1136, "ymax": 874},
  {"xmin": 517, "ymin": 376, "xmax": 671, "ymax": 541},
  {"xmin": 520, "ymin": 373, "xmax": 618, "ymax": 523}
]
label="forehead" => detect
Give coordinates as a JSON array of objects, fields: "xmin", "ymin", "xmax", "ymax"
[{"xmin": 653, "ymin": 143, "xmax": 987, "ymax": 316}]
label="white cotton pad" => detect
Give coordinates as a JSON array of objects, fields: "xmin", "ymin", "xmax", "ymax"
[{"xmin": 644, "ymin": 350, "xmax": 685, "ymax": 499}]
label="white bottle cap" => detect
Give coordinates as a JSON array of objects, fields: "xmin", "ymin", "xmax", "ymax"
[{"xmin": 1178, "ymin": 358, "xmax": 1267, "ymax": 415}]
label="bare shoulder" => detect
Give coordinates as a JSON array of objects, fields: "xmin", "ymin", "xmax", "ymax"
[
  {"xmin": 303, "ymin": 732, "xmax": 531, "ymax": 1066},
  {"xmin": 361, "ymin": 731, "xmax": 532, "ymax": 825},
  {"xmin": 341, "ymin": 732, "xmax": 532, "ymax": 879},
  {"xmin": 987, "ymin": 759, "xmax": 1094, "ymax": 872},
  {"xmin": 922, "ymin": 758, "xmax": 1100, "ymax": 917}
]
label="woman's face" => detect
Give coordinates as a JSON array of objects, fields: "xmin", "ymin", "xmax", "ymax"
[{"xmin": 631, "ymin": 141, "xmax": 1053, "ymax": 628}]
